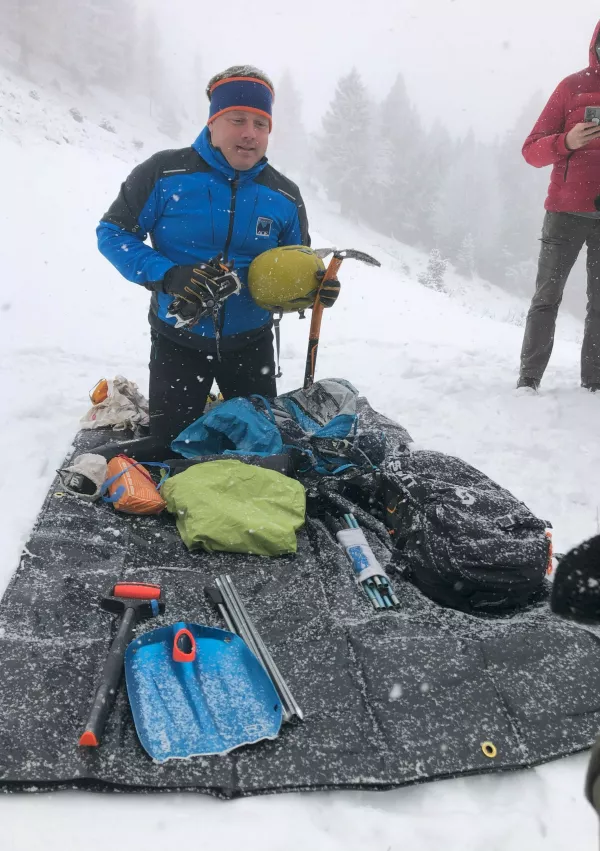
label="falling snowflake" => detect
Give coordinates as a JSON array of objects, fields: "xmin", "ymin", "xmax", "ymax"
[{"xmin": 389, "ymin": 683, "xmax": 402, "ymax": 700}]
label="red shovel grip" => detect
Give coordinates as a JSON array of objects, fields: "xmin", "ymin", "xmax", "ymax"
[
  {"xmin": 112, "ymin": 582, "xmax": 161, "ymax": 600},
  {"xmin": 173, "ymin": 628, "xmax": 196, "ymax": 663}
]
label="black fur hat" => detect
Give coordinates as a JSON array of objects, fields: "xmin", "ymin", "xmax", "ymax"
[{"xmin": 551, "ymin": 534, "xmax": 600, "ymax": 620}]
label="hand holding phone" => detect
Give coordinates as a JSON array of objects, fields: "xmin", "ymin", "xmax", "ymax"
[{"xmin": 566, "ymin": 112, "xmax": 600, "ymax": 151}]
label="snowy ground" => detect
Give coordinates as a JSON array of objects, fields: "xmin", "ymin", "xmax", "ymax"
[{"xmin": 1, "ymin": 70, "xmax": 599, "ymax": 849}]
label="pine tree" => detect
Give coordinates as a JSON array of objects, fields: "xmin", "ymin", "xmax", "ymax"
[
  {"xmin": 269, "ymin": 69, "xmax": 307, "ymax": 177},
  {"xmin": 432, "ymin": 130, "xmax": 502, "ymax": 277},
  {"xmin": 418, "ymin": 249, "xmax": 448, "ymax": 292},
  {"xmin": 12, "ymin": 0, "xmax": 42, "ymax": 72},
  {"xmin": 413, "ymin": 121, "xmax": 456, "ymax": 249},
  {"xmin": 456, "ymin": 233, "xmax": 476, "ymax": 278},
  {"xmin": 190, "ymin": 51, "xmax": 204, "ymax": 126},
  {"xmin": 371, "ymin": 73, "xmax": 423, "ymax": 241},
  {"xmin": 317, "ymin": 68, "xmax": 373, "ymax": 219},
  {"xmin": 131, "ymin": 9, "xmax": 182, "ymax": 138},
  {"xmin": 88, "ymin": 0, "xmax": 136, "ymax": 92},
  {"xmin": 496, "ymin": 91, "xmax": 548, "ymax": 290},
  {"xmin": 0, "ymin": 0, "xmax": 24, "ymax": 59},
  {"xmin": 133, "ymin": 10, "xmax": 161, "ymax": 117}
]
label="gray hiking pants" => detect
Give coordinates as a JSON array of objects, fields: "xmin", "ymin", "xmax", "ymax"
[{"xmin": 520, "ymin": 211, "xmax": 600, "ymax": 385}]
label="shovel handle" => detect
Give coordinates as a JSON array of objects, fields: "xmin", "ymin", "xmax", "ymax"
[
  {"xmin": 79, "ymin": 607, "xmax": 137, "ymax": 746},
  {"xmin": 173, "ymin": 627, "xmax": 196, "ymax": 663},
  {"xmin": 112, "ymin": 582, "xmax": 161, "ymax": 600},
  {"xmin": 303, "ymin": 256, "xmax": 344, "ymax": 390}
]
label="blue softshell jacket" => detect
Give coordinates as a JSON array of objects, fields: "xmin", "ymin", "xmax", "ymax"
[{"xmin": 97, "ymin": 126, "xmax": 310, "ymax": 351}]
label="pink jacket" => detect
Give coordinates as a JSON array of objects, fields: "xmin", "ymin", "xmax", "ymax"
[{"xmin": 523, "ymin": 20, "xmax": 600, "ymax": 213}]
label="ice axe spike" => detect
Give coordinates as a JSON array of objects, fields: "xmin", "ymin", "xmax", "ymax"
[{"xmin": 303, "ymin": 248, "xmax": 381, "ymax": 390}]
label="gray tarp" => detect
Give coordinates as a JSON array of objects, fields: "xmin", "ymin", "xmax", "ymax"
[{"xmin": 0, "ymin": 416, "xmax": 598, "ymax": 797}]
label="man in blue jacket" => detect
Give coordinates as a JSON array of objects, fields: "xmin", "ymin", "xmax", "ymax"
[{"xmin": 97, "ymin": 65, "xmax": 337, "ymax": 452}]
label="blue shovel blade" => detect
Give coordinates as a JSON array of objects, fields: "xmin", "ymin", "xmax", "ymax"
[{"xmin": 125, "ymin": 622, "xmax": 283, "ymax": 762}]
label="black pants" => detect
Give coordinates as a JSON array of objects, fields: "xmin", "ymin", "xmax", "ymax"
[
  {"xmin": 149, "ymin": 329, "xmax": 277, "ymax": 443},
  {"xmin": 520, "ymin": 212, "xmax": 600, "ymax": 385}
]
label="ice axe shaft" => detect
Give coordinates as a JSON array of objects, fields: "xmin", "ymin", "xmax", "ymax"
[
  {"xmin": 303, "ymin": 249, "xmax": 380, "ymax": 390},
  {"xmin": 79, "ymin": 582, "xmax": 164, "ymax": 747}
]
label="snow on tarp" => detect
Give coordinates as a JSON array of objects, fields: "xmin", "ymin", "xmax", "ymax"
[{"xmin": 0, "ymin": 420, "xmax": 599, "ymax": 797}]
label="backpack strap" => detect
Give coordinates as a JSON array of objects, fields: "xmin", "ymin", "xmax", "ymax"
[{"xmin": 249, "ymin": 394, "xmax": 277, "ymax": 424}]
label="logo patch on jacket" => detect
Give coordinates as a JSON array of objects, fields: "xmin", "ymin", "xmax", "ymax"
[{"xmin": 256, "ymin": 216, "xmax": 273, "ymax": 237}]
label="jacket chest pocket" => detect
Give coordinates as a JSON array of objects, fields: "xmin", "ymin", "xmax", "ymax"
[{"xmin": 233, "ymin": 195, "xmax": 284, "ymax": 256}]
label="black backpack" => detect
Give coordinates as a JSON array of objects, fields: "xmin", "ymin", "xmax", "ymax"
[{"xmin": 383, "ymin": 450, "xmax": 551, "ymax": 614}]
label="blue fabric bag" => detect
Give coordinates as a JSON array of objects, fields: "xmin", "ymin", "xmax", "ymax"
[{"xmin": 171, "ymin": 398, "xmax": 283, "ymax": 459}]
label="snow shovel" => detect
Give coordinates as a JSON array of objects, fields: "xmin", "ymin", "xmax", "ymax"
[
  {"xmin": 124, "ymin": 622, "xmax": 283, "ymax": 762},
  {"xmin": 304, "ymin": 248, "xmax": 381, "ymax": 390}
]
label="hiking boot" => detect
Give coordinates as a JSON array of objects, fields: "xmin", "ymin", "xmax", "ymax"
[
  {"xmin": 516, "ymin": 377, "xmax": 540, "ymax": 391},
  {"xmin": 583, "ymin": 384, "xmax": 600, "ymax": 393}
]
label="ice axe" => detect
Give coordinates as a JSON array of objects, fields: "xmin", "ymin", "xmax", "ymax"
[
  {"xmin": 304, "ymin": 248, "xmax": 381, "ymax": 390},
  {"xmin": 79, "ymin": 581, "xmax": 164, "ymax": 747}
]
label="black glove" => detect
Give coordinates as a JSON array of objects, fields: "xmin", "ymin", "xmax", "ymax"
[
  {"xmin": 161, "ymin": 264, "xmax": 222, "ymax": 306},
  {"xmin": 315, "ymin": 271, "xmax": 341, "ymax": 308},
  {"xmin": 161, "ymin": 263, "xmax": 241, "ymax": 326}
]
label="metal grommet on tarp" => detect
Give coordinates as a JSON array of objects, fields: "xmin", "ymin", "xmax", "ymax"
[{"xmin": 481, "ymin": 741, "xmax": 497, "ymax": 759}]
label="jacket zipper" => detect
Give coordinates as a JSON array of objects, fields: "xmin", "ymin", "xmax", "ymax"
[
  {"xmin": 564, "ymin": 154, "xmax": 572, "ymax": 182},
  {"xmin": 219, "ymin": 171, "xmax": 239, "ymax": 338},
  {"xmin": 223, "ymin": 171, "xmax": 239, "ymax": 263}
]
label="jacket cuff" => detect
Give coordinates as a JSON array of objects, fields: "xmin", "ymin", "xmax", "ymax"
[
  {"xmin": 146, "ymin": 263, "xmax": 176, "ymax": 293},
  {"xmin": 557, "ymin": 132, "xmax": 571, "ymax": 156}
]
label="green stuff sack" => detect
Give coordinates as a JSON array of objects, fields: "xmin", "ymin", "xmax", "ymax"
[{"xmin": 161, "ymin": 459, "xmax": 306, "ymax": 556}]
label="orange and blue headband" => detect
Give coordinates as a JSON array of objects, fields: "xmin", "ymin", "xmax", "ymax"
[{"xmin": 208, "ymin": 77, "xmax": 274, "ymax": 129}]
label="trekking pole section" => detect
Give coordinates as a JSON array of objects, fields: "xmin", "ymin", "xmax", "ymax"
[
  {"xmin": 213, "ymin": 578, "xmax": 263, "ymax": 663},
  {"xmin": 207, "ymin": 577, "xmax": 303, "ymax": 723},
  {"xmin": 205, "ymin": 585, "xmax": 236, "ymax": 633},
  {"xmin": 208, "ymin": 580, "xmax": 293, "ymax": 721},
  {"xmin": 223, "ymin": 578, "xmax": 297, "ymax": 723},
  {"xmin": 221, "ymin": 580, "xmax": 296, "ymax": 723},
  {"xmin": 337, "ymin": 515, "xmax": 401, "ymax": 611},
  {"xmin": 225, "ymin": 576, "xmax": 304, "ymax": 723}
]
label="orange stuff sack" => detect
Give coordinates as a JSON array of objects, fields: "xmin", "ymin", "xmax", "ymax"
[
  {"xmin": 105, "ymin": 455, "xmax": 166, "ymax": 515},
  {"xmin": 89, "ymin": 378, "xmax": 109, "ymax": 405}
]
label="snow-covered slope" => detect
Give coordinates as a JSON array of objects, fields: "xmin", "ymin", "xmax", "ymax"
[{"xmin": 0, "ymin": 68, "xmax": 598, "ymax": 850}]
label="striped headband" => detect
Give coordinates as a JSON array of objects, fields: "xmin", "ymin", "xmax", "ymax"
[{"xmin": 208, "ymin": 76, "xmax": 274, "ymax": 129}]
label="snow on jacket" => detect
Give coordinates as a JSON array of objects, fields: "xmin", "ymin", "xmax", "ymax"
[
  {"xmin": 97, "ymin": 126, "xmax": 310, "ymax": 350},
  {"xmin": 522, "ymin": 20, "xmax": 600, "ymax": 213}
]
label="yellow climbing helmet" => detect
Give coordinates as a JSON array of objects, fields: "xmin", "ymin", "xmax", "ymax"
[{"xmin": 248, "ymin": 245, "xmax": 325, "ymax": 313}]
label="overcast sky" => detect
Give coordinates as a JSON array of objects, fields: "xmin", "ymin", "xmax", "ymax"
[{"xmin": 160, "ymin": 0, "xmax": 599, "ymax": 140}]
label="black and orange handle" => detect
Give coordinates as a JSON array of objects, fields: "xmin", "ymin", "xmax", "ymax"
[
  {"xmin": 303, "ymin": 256, "xmax": 344, "ymax": 390},
  {"xmin": 79, "ymin": 582, "xmax": 164, "ymax": 748}
]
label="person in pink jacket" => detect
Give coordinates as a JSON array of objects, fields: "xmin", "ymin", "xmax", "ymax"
[{"xmin": 518, "ymin": 20, "xmax": 600, "ymax": 392}]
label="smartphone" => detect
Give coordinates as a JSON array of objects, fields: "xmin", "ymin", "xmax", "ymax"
[{"xmin": 584, "ymin": 106, "xmax": 600, "ymax": 125}]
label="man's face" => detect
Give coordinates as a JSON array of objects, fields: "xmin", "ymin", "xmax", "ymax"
[{"xmin": 209, "ymin": 110, "xmax": 270, "ymax": 171}]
